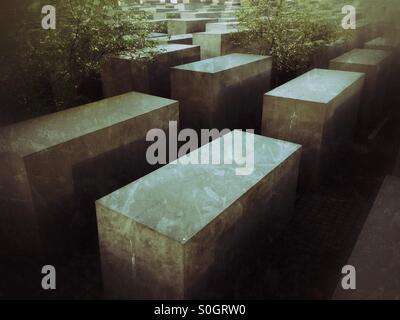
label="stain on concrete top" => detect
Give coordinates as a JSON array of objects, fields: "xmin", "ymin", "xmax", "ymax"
[
  {"xmin": 0, "ymin": 92, "xmax": 177, "ymax": 157},
  {"xmin": 365, "ymin": 37, "xmax": 400, "ymax": 50},
  {"xmin": 172, "ymin": 53, "xmax": 271, "ymax": 74},
  {"xmin": 330, "ymin": 49, "xmax": 391, "ymax": 67},
  {"xmin": 97, "ymin": 131, "xmax": 301, "ymax": 244},
  {"xmin": 265, "ymin": 68, "xmax": 365, "ymax": 104}
]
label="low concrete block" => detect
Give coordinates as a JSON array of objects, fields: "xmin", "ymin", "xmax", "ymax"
[
  {"xmin": 0, "ymin": 91, "xmax": 178, "ymax": 270},
  {"xmin": 205, "ymin": 21, "xmax": 239, "ymax": 32},
  {"xmin": 180, "ymin": 11, "xmax": 220, "ymax": 19},
  {"xmin": 96, "ymin": 131, "xmax": 302, "ymax": 299},
  {"xmin": 364, "ymin": 37, "xmax": 400, "ymax": 78},
  {"xmin": 262, "ymin": 68, "xmax": 365, "ymax": 187}
]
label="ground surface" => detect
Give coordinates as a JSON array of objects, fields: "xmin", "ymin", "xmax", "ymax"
[{"xmin": 242, "ymin": 80, "xmax": 400, "ymax": 300}]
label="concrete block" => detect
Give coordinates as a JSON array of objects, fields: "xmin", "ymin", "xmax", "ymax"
[
  {"xmin": 329, "ymin": 49, "xmax": 392, "ymax": 133},
  {"xmin": 96, "ymin": 131, "xmax": 301, "ymax": 299},
  {"xmin": 262, "ymin": 68, "xmax": 365, "ymax": 187},
  {"xmin": 193, "ymin": 30, "xmax": 241, "ymax": 59},
  {"xmin": 171, "ymin": 53, "xmax": 272, "ymax": 133},
  {"xmin": 102, "ymin": 44, "xmax": 200, "ymax": 98}
]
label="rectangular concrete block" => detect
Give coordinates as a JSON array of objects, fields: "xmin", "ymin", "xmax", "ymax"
[
  {"xmin": 364, "ymin": 37, "xmax": 400, "ymax": 78},
  {"xmin": 0, "ymin": 92, "xmax": 178, "ymax": 262},
  {"xmin": 312, "ymin": 39, "xmax": 348, "ymax": 69},
  {"xmin": 346, "ymin": 20, "xmax": 379, "ymax": 49},
  {"xmin": 205, "ymin": 21, "xmax": 239, "ymax": 32},
  {"xmin": 167, "ymin": 18, "xmax": 218, "ymax": 35},
  {"xmin": 329, "ymin": 49, "xmax": 392, "ymax": 133},
  {"xmin": 333, "ymin": 175, "xmax": 400, "ymax": 300},
  {"xmin": 193, "ymin": 30, "xmax": 241, "ymax": 59},
  {"xmin": 102, "ymin": 44, "xmax": 200, "ymax": 98},
  {"xmin": 171, "ymin": 53, "xmax": 272, "ymax": 133},
  {"xmin": 96, "ymin": 131, "xmax": 302, "ymax": 299},
  {"xmin": 153, "ymin": 11, "xmax": 181, "ymax": 19},
  {"xmin": 262, "ymin": 68, "xmax": 365, "ymax": 187},
  {"xmin": 364, "ymin": 37, "xmax": 400, "ymax": 52}
]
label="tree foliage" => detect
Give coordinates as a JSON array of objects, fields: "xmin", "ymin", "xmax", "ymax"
[
  {"xmin": 1, "ymin": 0, "xmax": 156, "ymax": 122},
  {"xmin": 236, "ymin": 0, "xmax": 344, "ymax": 78}
]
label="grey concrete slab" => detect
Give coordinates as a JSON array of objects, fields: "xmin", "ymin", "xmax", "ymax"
[
  {"xmin": 156, "ymin": 33, "xmax": 193, "ymax": 45},
  {"xmin": 330, "ymin": 49, "xmax": 392, "ymax": 133},
  {"xmin": 171, "ymin": 53, "xmax": 272, "ymax": 133},
  {"xmin": 167, "ymin": 18, "xmax": 218, "ymax": 35},
  {"xmin": 0, "ymin": 92, "xmax": 178, "ymax": 262},
  {"xmin": 96, "ymin": 131, "xmax": 302, "ymax": 299},
  {"xmin": 205, "ymin": 21, "xmax": 239, "ymax": 32},
  {"xmin": 262, "ymin": 68, "xmax": 365, "ymax": 188},
  {"xmin": 193, "ymin": 30, "xmax": 241, "ymax": 59}
]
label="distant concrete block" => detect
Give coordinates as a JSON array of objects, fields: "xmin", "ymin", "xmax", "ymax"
[
  {"xmin": 330, "ymin": 49, "xmax": 392, "ymax": 133},
  {"xmin": 172, "ymin": 53, "xmax": 272, "ymax": 133},
  {"xmin": 193, "ymin": 30, "xmax": 241, "ymax": 59},
  {"xmin": 167, "ymin": 18, "xmax": 218, "ymax": 35},
  {"xmin": 205, "ymin": 21, "xmax": 239, "ymax": 32},
  {"xmin": 157, "ymin": 33, "xmax": 193, "ymax": 45}
]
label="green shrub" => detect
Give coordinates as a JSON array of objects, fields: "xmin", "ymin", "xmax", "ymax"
[{"xmin": 1, "ymin": 0, "xmax": 156, "ymax": 123}]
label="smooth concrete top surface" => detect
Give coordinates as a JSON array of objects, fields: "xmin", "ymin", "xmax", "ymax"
[
  {"xmin": 0, "ymin": 92, "xmax": 177, "ymax": 157},
  {"xmin": 98, "ymin": 131, "xmax": 301, "ymax": 244},
  {"xmin": 265, "ymin": 68, "xmax": 365, "ymax": 104},
  {"xmin": 330, "ymin": 49, "xmax": 391, "ymax": 67},
  {"xmin": 172, "ymin": 53, "xmax": 270, "ymax": 74}
]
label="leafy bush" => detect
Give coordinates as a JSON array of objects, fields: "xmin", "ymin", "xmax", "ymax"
[
  {"xmin": 236, "ymin": 0, "xmax": 344, "ymax": 84},
  {"xmin": 1, "ymin": 0, "xmax": 156, "ymax": 123}
]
